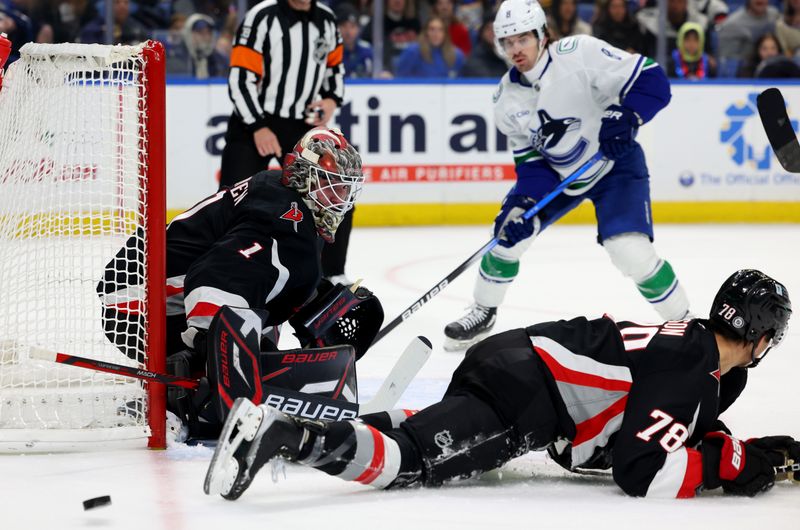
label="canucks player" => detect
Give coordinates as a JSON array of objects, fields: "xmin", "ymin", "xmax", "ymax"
[{"xmin": 444, "ymin": 0, "xmax": 691, "ymax": 350}]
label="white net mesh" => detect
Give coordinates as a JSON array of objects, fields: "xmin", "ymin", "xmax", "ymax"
[{"xmin": 0, "ymin": 43, "xmax": 156, "ymax": 450}]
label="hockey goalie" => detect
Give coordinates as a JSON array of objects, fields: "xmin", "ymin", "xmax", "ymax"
[{"xmin": 97, "ymin": 127, "xmax": 383, "ymax": 441}]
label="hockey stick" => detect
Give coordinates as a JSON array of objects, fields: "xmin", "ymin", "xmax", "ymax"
[
  {"xmin": 358, "ymin": 335, "xmax": 431, "ymax": 414},
  {"xmin": 28, "ymin": 336, "xmax": 431, "ymax": 413},
  {"xmin": 372, "ymin": 152, "xmax": 605, "ymax": 345},
  {"xmin": 775, "ymin": 462, "xmax": 800, "ymax": 474},
  {"xmin": 756, "ymin": 88, "xmax": 800, "ymax": 173},
  {"xmin": 28, "ymin": 347, "xmax": 200, "ymax": 389}
]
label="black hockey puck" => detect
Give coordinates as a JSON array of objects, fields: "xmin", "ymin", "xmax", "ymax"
[{"xmin": 83, "ymin": 496, "xmax": 112, "ymax": 510}]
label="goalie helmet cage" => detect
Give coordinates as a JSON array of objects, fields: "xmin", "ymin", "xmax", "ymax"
[{"xmin": 0, "ymin": 41, "xmax": 166, "ymax": 451}]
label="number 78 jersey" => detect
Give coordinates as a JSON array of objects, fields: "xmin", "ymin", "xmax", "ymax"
[{"xmin": 526, "ymin": 316, "xmax": 725, "ymax": 498}]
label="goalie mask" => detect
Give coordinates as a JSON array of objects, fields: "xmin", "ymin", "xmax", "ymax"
[{"xmin": 283, "ymin": 127, "xmax": 364, "ymax": 243}]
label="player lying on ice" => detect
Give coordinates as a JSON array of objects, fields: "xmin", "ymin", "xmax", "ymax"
[
  {"xmin": 98, "ymin": 127, "xmax": 382, "ymax": 440},
  {"xmin": 204, "ymin": 269, "xmax": 800, "ymax": 499}
]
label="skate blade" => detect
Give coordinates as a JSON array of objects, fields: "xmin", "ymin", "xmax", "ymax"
[
  {"xmin": 220, "ymin": 407, "xmax": 284, "ymax": 500},
  {"xmin": 203, "ymin": 398, "xmax": 263, "ymax": 497},
  {"xmin": 443, "ymin": 331, "xmax": 491, "ymax": 352}
]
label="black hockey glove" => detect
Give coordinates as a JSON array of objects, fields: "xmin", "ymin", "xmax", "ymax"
[
  {"xmin": 598, "ymin": 104, "xmax": 641, "ymax": 160},
  {"xmin": 702, "ymin": 432, "xmax": 776, "ymax": 496},
  {"xmin": 166, "ymin": 345, "xmax": 215, "ymax": 439},
  {"xmin": 747, "ymin": 436, "xmax": 800, "ymax": 481},
  {"xmin": 495, "ymin": 194, "xmax": 540, "ymax": 248}
]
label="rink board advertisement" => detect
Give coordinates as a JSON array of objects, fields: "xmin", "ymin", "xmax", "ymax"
[{"xmin": 166, "ymin": 81, "xmax": 800, "ymax": 223}]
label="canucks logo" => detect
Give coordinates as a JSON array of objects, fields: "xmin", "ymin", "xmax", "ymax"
[
  {"xmin": 720, "ymin": 92, "xmax": 798, "ymax": 170},
  {"xmin": 530, "ymin": 109, "xmax": 588, "ymax": 168},
  {"xmin": 531, "ymin": 109, "xmax": 580, "ymax": 151}
]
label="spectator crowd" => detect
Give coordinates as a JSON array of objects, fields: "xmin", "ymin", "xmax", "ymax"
[{"xmin": 1, "ymin": 0, "xmax": 799, "ymax": 79}]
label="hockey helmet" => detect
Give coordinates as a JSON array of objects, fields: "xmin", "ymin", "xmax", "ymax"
[
  {"xmin": 710, "ymin": 269, "xmax": 792, "ymax": 366},
  {"xmin": 494, "ymin": 0, "xmax": 548, "ymax": 43},
  {"xmin": 283, "ymin": 127, "xmax": 364, "ymax": 242}
]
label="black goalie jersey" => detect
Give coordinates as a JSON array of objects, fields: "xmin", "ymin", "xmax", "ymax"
[
  {"xmin": 526, "ymin": 316, "xmax": 742, "ymax": 498},
  {"xmin": 98, "ymin": 171, "xmax": 323, "ymax": 356}
]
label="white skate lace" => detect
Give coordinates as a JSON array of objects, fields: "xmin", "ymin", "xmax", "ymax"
[{"xmin": 456, "ymin": 305, "xmax": 490, "ymax": 331}]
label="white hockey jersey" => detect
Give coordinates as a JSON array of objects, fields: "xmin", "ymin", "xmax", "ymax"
[{"xmin": 493, "ymin": 35, "xmax": 659, "ymax": 195}]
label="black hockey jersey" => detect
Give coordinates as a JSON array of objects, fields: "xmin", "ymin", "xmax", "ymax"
[
  {"xmin": 98, "ymin": 171, "xmax": 323, "ymax": 357},
  {"xmin": 526, "ymin": 316, "xmax": 727, "ymax": 498},
  {"xmin": 166, "ymin": 171, "xmax": 322, "ymax": 330}
]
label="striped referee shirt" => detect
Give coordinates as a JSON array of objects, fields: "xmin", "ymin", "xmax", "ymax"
[{"xmin": 229, "ymin": 0, "xmax": 344, "ymax": 128}]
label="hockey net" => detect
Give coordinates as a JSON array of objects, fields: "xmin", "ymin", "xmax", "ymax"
[{"xmin": 0, "ymin": 41, "xmax": 166, "ymax": 451}]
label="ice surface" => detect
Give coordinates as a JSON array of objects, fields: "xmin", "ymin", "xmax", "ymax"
[{"xmin": 3, "ymin": 224, "xmax": 800, "ymax": 529}]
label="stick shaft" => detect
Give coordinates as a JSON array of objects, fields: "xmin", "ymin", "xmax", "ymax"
[
  {"xmin": 29, "ymin": 347, "xmax": 200, "ymax": 389},
  {"xmin": 775, "ymin": 462, "xmax": 800, "ymax": 474},
  {"xmin": 31, "ymin": 337, "xmax": 431, "ymax": 415},
  {"xmin": 372, "ymin": 152, "xmax": 604, "ymax": 345}
]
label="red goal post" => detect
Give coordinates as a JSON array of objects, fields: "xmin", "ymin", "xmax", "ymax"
[{"xmin": 0, "ymin": 41, "xmax": 166, "ymax": 451}]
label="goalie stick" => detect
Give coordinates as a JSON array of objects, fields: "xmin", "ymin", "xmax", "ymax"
[
  {"xmin": 28, "ymin": 336, "xmax": 431, "ymax": 415},
  {"xmin": 776, "ymin": 462, "xmax": 800, "ymax": 475},
  {"xmin": 372, "ymin": 152, "xmax": 605, "ymax": 345},
  {"xmin": 756, "ymin": 88, "xmax": 800, "ymax": 173},
  {"xmin": 28, "ymin": 347, "xmax": 200, "ymax": 389}
]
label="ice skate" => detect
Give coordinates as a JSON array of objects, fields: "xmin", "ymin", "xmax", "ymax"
[
  {"xmin": 443, "ymin": 304, "xmax": 497, "ymax": 351},
  {"xmin": 204, "ymin": 398, "xmax": 304, "ymax": 500}
]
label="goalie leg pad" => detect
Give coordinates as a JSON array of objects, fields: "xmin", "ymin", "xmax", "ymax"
[
  {"xmin": 261, "ymin": 344, "xmax": 358, "ymax": 404},
  {"xmin": 603, "ymin": 232, "xmax": 690, "ymax": 320},
  {"xmin": 206, "ymin": 306, "xmax": 268, "ymax": 420}
]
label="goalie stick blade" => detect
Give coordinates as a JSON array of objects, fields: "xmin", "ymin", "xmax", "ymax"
[
  {"xmin": 27, "ymin": 347, "xmax": 57, "ymax": 362},
  {"xmin": 359, "ymin": 336, "xmax": 432, "ymax": 415},
  {"xmin": 757, "ymin": 88, "xmax": 800, "ymax": 173}
]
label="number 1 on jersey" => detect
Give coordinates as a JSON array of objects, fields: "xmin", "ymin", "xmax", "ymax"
[{"xmin": 239, "ymin": 242, "xmax": 263, "ymax": 259}]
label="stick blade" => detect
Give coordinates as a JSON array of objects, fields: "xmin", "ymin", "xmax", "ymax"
[
  {"xmin": 27, "ymin": 346, "xmax": 57, "ymax": 362},
  {"xmin": 757, "ymin": 88, "xmax": 800, "ymax": 173},
  {"xmin": 359, "ymin": 336, "xmax": 432, "ymax": 415}
]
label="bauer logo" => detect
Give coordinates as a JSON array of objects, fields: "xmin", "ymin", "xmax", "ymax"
[{"xmin": 720, "ymin": 92, "xmax": 799, "ymax": 170}]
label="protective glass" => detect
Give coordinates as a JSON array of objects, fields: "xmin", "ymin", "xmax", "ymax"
[
  {"xmin": 308, "ymin": 166, "xmax": 364, "ymax": 215},
  {"xmin": 499, "ymin": 32, "xmax": 536, "ymax": 53}
]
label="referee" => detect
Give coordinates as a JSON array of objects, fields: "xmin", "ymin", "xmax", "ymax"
[
  {"xmin": 221, "ymin": 0, "xmax": 354, "ymax": 284},
  {"xmin": 220, "ymin": 0, "xmax": 344, "ymax": 186}
]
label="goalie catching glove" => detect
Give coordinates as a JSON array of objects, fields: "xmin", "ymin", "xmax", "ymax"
[{"xmin": 289, "ymin": 279, "xmax": 383, "ymax": 360}]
